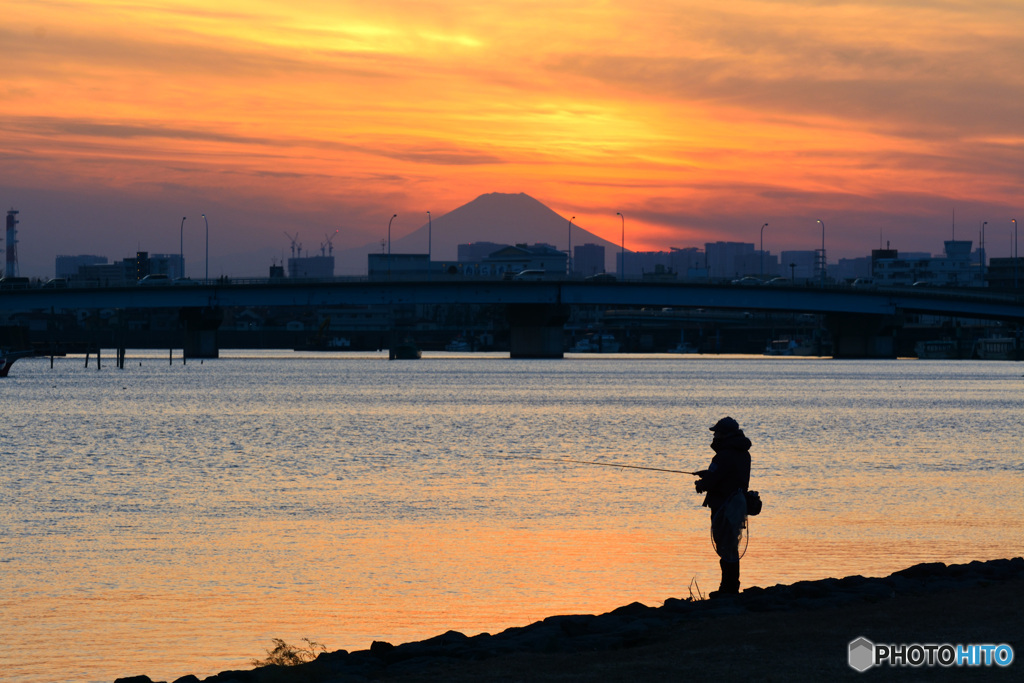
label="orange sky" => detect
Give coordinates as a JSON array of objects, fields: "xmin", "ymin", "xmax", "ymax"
[{"xmin": 2, "ymin": 0, "xmax": 1022, "ymax": 275}]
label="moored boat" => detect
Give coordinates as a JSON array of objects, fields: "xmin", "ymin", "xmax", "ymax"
[
  {"xmin": 0, "ymin": 349, "xmax": 34, "ymax": 377},
  {"xmin": 390, "ymin": 340, "xmax": 422, "ymax": 360},
  {"xmin": 914, "ymin": 339, "xmax": 959, "ymax": 359},
  {"xmin": 764, "ymin": 338, "xmax": 817, "ymax": 356},
  {"xmin": 571, "ymin": 333, "xmax": 620, "ymax": 353},
  {"xmin": 974, "ymin": 337, "xmax": 1017, "ymax": 360},
  {"xmin": 445, "ymin": 338, "xmax": 472, "ymax": 352}
]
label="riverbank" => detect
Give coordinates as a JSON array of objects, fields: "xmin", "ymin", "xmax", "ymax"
[{"xmin": 117, "ymin": 557, "xmax": 1022, "ymax": 682}]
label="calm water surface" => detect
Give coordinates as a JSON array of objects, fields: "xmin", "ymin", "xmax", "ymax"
[{"xmin": 1, "ymin": 352, "xmax": 1021, "ymax": 682}]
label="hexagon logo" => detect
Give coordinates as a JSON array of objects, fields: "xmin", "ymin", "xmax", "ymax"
[{"xmin": 849, "ymin": 637, "xmax": 875, "ymax": 672}]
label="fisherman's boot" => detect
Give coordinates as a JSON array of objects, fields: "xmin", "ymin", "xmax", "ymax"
[
  {"xmin": 724, "ymin": 560, "xmax": 740, "ymax": 594},
  {"xmin": 709, "ymin": 559, "xmax": 738, "ymax": 598},
  {"xmin": 710, "ymin": 559, "xmax": 740, "ymax": 597}
]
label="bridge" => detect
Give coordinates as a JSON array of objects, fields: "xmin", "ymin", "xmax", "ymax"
[{"xmin": 2, "ymin": 278, "xmax": 1022, "ymax": 358}]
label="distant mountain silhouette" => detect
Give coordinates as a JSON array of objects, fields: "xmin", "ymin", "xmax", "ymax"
[{"xmin": 334, "ymin": 192, "xmax": 622, "ymax": 274}]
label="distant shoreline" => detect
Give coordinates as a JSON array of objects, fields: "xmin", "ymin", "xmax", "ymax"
[{"xmin": 116, "ymin": 557, "xmax": 1023, "ymax": 682}]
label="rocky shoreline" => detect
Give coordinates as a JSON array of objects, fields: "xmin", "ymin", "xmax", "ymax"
[{"xmin": 117, "ymin": 557, "xmax": 1023, "ymax": 683}]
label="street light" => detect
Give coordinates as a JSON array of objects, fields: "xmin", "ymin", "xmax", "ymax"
[
  {"xmin": 760, "ymin": 222, "xmax": 768, "ymax": 278},
  {"xmin": 388, "ymin": 214, "xmax": 397, "ymax": 278},
  {"xmin": 617, "ymin": 212, "xmax": 624, "ymax": 277},
  {"xmin": 426, "ymin": 211, "xmax": 431, "ymax": 280},
  {"xmin": 568, "ymin": 216, "xmax": 575, "ymax": 275},
  {"xmin": 179, "ymin": 216, "xmax": 186, "ymax": 279},
  {"xmin": 816, "ymin": 219, "xmax": 826, "ymax": 288},
  {"xmin": 202, "ymin": 214, "xmax": 209, "ymax": 282}
]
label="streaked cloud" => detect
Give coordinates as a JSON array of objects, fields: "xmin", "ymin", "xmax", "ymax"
[{"xmin": 1, "ymin": 0, "xmax": 1022, "ymax": 275}]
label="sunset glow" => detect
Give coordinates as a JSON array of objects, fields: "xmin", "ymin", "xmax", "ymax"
[{"xmin": 2, "ymin": 0, "xmax": 1022, "ymax": 275}]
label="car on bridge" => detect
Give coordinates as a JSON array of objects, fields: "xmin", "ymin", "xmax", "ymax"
[
  {"xmin": 0, "ymin": 277, "xmax": 31, "ymax": 289},
  {"xmin": 512, "ymin": 270, "xmax": 547, "ymax": 281},
  {"xmin": 731, "ymin": 276, "xmax": 762, "ymax": 286}
]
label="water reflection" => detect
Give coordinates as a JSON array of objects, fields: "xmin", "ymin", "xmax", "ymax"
[{"xmin": 1, "ymin": 353, "xmax": 1021, "ymax": 682}]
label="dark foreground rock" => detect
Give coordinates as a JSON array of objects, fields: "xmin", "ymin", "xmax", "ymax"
[{"xmin": 117, "ymin": 557, "xmax": 1024, "ymax": 683}]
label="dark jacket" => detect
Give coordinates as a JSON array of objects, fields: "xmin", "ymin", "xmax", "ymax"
[{"xmin": 697, "ymin": 430, "xmax": 752, "ymax": 514}]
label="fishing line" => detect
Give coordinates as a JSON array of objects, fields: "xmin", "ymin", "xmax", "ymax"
[{"xmin": 477, "ymin": 453, "xmax": 699, "ymax": 475}]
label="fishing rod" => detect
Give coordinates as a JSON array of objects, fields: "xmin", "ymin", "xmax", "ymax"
[{"xmin": 479, "ymin": 453, "xmax": 700, "ymax": 475}]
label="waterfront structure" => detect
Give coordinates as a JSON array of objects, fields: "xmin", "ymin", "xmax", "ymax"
[
  {"xmin": 483, "ymin": 243, "xmax": 567, "ymax": 278},
  {"xmin": 368, "ymin": 253, "xmax": 431, "ymax": 279},
  {"xmin": 68, "ymin": 251, "xmax": 183, "ymax": 285},
  {"xmin": 458, "ymin": 242, "xmax": 509, "ymax": 262},
  {"xmin": 872, "ymin": 241, "xmax": 981, "ymax": 287},
  {"xmin": 986, "ymin": 258, "xmax": 1024, "ymax": 290}
]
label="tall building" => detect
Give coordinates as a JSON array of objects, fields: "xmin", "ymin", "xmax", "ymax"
[
  {"xmin": 56, "ymin": 255, "xmax": 108, "ymax": 279},
  {"xmin": 5, "ymin": 209, "xmax": 19, "ymax": 277},
  {"xmin": 368, "ymin": 253, "xmax": 430, "ymax": 279},
  {"xmin": 573, "ymin": 243, "xmax": 605, "ymax": 276},
  {"xmin": 484, "ymin": 243, "xmax": 567, "ymax": 277},
  {"xmin": 780, "ymin": 251, "xmax": 817, "ymax": 282},
  {"xmin": 872, "ymin": 240, "xmax": 981, "ymax": 287},
  {"xmin": 287, "ymin": 255, "xmax": 334, "ymax": 278},
  {"xmin": 459, "ymin": 242, "xmax": 509, "ymax": 262},
  {"xmin": 69, "ymin": 251, "xmax": 183, "ymax": 285},
  {"xmin": 704, "ymin": 242, "xmax": 755, "ymax": 279}
]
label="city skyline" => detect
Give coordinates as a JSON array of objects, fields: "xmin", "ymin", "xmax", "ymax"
[
  {"xmin": 10, "ymin": 193, "xmax": 1013, "ymax": 281},
  {"xmin": 2, "ymin": 1, "xmax": 1022, "ymax": 277}
]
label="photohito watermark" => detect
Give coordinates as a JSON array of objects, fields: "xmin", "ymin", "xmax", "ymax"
[{"xmin": 849, "ymin": 637, "xmax": 1014, "ymax": 672}]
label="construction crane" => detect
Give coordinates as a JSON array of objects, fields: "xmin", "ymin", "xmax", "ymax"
[
  {"xmin": 321, "ymin": 229, "xmax": 339, "ymax": 256},
  {"xmin": 284, "ymin": 232, "xmax": 301, "ymax": 258}
]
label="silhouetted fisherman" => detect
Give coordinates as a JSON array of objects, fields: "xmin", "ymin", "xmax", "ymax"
[{"xmin": 694, "ymin": 416, "xmax": 751, "ymax": 597}]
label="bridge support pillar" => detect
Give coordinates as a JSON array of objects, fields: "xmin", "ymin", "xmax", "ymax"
[
  {"xmin": 826, "ymin": 313, "xmax": 901, "ymax": 358},
  {"xmin": 507, "ymin": 304, "xmax": 570, "ymax": 358},
  {"xmin": 180, "ymin": 307, "xmax": 224, "ymax": 359}
]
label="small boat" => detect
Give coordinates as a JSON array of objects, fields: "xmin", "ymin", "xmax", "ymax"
[
  {"xmin": 915, "ymin": 340, "xmax": 959, "ymax": 360},
  {"xmin": 974, "ymin": 337, "xmax": 1017, "ymax": 360},
  {"xmin": 0, "ymin": 349, "xmax": 34, "ymax": 377},
  {"xmin": 572, "ymin": 333, "xmax": 620, "ymax": 353},
  {"xmin": 667, "ymin": 332, "xmax": 698, "ymax": 354},
  {"xmin": 445, "ymin": 338, "xmax": 472, "ymax": 352},
  {"xmin": 668, "ymin": 341, "xmax": 699, "ymax": 354},
  {"xmin": 390, "ymin": 340, "xmax": 422, "ymax": 360},
  {"xmin": 764, "ymin": 338, "xmax": 817, "ymax": 356},
  {"xmin": 296, "ymin": 336, "xmax": 351, "ymax": 351}
]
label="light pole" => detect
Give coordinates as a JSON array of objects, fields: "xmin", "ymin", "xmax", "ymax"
[
  {"xmin": 816, "ymin": 219, "xmax": 826, "ymax": 288},
  {"xmin": 388, "ymin": 214, "xmax": 397, "ymax": 278},
  {"xmin": 179, "ymin": 216, "xmax": 186, "ymax": 279},
  {"xmin": 760, "ymin": 222, "xmax": 768, "ymax": 278},
  {"xmin": 202, "ymin": 213, "xmax": 209, "ymax": 282},
  {"xmin": 568, "ymin": 216, "xmax": 575, "ymax": 276},
  {"xmin": 426, "ymin": 211, "xmax": 431, "ymax": 280},
  {"xmin": 617, "ymin": 212, "xmax": 624, "ymax": 277}
]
